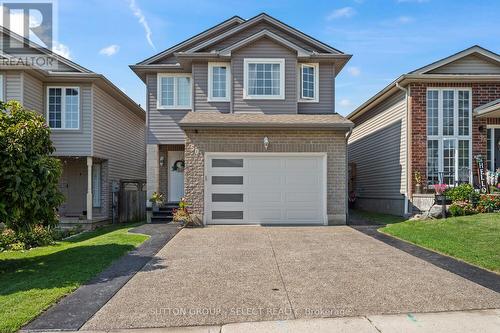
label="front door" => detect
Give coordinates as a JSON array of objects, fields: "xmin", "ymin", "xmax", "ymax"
[
  {"xmin": 495, "ymin": 129, "xmax": 500, "ymax": 170},
  {"xmin": 168, "ymin": 151, "xmax": 185, "ymax": 202}
]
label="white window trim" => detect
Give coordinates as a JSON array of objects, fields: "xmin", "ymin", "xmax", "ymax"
[
  {"xmin": 426, "ymin": 87, "xmax": 473, "ymax": 185},
  {"xmin": 207, "ymin": 62, "xmax": 231, "ymax": 102},
  {"xmin": 46, "ymin": 86, "xmax": 81, "ymax": 130},
  {"xmin": 243, "ymin": 58, "xmax": 285, "ymax": 100},
  {"xmin": 0, "ymin": 74, "xmax": 4, "ymax": 101},
  {"xmin": 298, "ymin": 63, "xmax": 319, "ymax": 103},
  {"xmin": 157, "ymin": 73, "xmax": 193, "ymax": 110},
  {"xmin": 487, "ymin": 125, "xmax": 500, "ymax": 171}
]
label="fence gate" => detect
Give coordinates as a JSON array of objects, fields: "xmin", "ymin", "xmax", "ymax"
[{"xmin": 119, "ymin": 179, "xmax": 146, "ymax": 222}]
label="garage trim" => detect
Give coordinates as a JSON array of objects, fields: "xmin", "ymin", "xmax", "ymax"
[{"xmin": 203, "ymin": 152, "xmax": 327, "ymax": 225}]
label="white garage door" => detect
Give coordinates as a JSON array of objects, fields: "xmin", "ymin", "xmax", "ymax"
[{"xmin": 205, "ymin": 153, "xmax": 326, "ymax": 225}]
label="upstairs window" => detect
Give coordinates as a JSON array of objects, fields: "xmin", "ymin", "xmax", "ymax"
[
  {"xmin": 243, "ymin": 58, "xmax": 285, "ymax": 99},
  {"xmin": 208, "ymin": 62, "xmax": 230, "ymax": 102},
  {"xmin": 47, "ymin": 87, "xmax": 80, "ymax": 129},
  {"xmin": 158, "ymin": 74, "xmax": 192, "ymax": 109},
  {"xmin": 299, "ymin": 63, "xmax": 318, "ymax": 102}
]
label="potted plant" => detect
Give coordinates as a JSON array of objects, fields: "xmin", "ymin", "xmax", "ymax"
[
  {"xmin": 149, "ymin": 192, "xmax": 165, "ymax": 212},
  {"xmin": 433, "ymin": 183, "xmax": 448, "ymax": 218},
  {"xmin": 414, "ymin": 171, "xmax": 422, "ymax": 194},
  {"xmin": 172, "ymin": 197, "xmax": 202, "ymax": 228}
]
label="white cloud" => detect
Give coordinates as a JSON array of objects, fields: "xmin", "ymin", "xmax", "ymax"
[
  {"xmin": 326, "ymin": 7, "xmax": 356, "ymax": 20},
  {"xmin": 396, "ymin": 16, "xmax": 415, "ymax": 24},
  {"xmin": 52, "ymin": 42, "xmax": 71, "ymax": 59},
  {"xmin": 127, "ymin": 0, "xmax": 155, "ymax": 50},
  {"xmin": 339, "ymin": 99, "xmax": 353, "ymax": 107},
  {"xmin": 99, "ymin": 44, "xmax": 120, "ymax": 56},
  {"xmin": 347, "ymin": 66, "xmax": 361, "ymax": 76}
]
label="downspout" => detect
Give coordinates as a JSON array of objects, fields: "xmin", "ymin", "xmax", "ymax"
[
  {"xmin": 396, "ymin": 81, "xmax": 410, "ymax": 216},
  {"xmin": 345, "ymin": 127, "xmax": 353, "ymax": 224}
]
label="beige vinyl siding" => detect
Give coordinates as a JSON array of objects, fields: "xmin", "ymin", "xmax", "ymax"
[
  {"xmin": 428, "ymin": 54, "xmax": 500, "ymax": 74},
  {"xmin": 192, "ymin": 62, "xmax": 230, "ymax": 113},
  {"xmin": 49, "ymin": 84, "xmax": 92, "ymax": 156},
  {"xmin": 5, "ymin": 71, "xmax": 22, "ymax": 102},
  {"xmin": 232, "ymin": 37, "xmax": 297, "ymax": 114},
  {"xmin": 22, "ymin": 72, "xmax": 43, "ymax": 113},
  {"xmin": 93, "ymin": 84, "xmax": 145, "ymax": 179},
  {"xmin": 201, "ymin": 21, "xmax": 327, "ymax": 53},
  {"xmin": 146, "ymin": 74, "xmax": 187, "ymax": 144},
  {"xmin": 348, "ymin": 90, "xmax": 407, "ymax": 215},
  {"xmin": 298, "ymin": 63, "xmax": 335, "ymax": 114}
]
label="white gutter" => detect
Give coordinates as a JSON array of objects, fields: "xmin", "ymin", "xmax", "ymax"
[
  {"xmin": 345, "ymin": 127, "xmax": 353, "ymax": 223},
  {"xmin": 396, "ymin": 82, "xmax": 410, "ymax": 216}
]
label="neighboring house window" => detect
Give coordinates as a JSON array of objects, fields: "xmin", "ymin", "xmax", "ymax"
[
  {"xmin": 0, "ymin": 74, "xmax": 4, "ymax": 101},
  {"xmin": 157, "ymin": 74, "xmax": 192, "ymax": 109},
  {"xmin": 47, "ymin": 87, "xmax": 80, "ymax": 129},
  {"xmin": 208, "ymin": 62, "xmax": 230, "ymax": 102},
  {"xmin": 426, "ymin": 88, "xmax": 472, "ymax": 186},
  {"xmin": 243, "ymin": 58, "xmax": 285, "ymax": 99},
  {"xmin": 92, "ymin": 164, "xmax": 101, "ymax": 208},
  {"xmin": 299, "ymin": 63, "xmax": 319, "ymax": 102}
]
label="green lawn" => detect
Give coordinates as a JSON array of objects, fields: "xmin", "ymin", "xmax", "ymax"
[
  {"xmin": 0, "ymin": 223, "xmax": 148, "ymax": 333},
  {"xmin": 381, "ymin": 213, "xmax": 500, "ymax": 273},
  {"xmin": 351, "ymin": 209, "xmax": 408, "ymax": 225}
]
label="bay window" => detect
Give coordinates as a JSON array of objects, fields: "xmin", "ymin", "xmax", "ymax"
[
  {"xmin": 47, "ymin": 87, "xmax": 80, "ymax": 129},
  {"xmin": 208, "ymin": 62, "xmax": 230, "ymax": 102},
  {"xmin": 426, "ymin": 88, "xmax": 472, "ymax": 186},
  {"xmin": 299, "ymin": 63, "xmax": 318, "ymax": 102},
  {"xmin": 157, "ymin": 74, "xmax": 192, "ymax": 109},
  {"xmin": 243, "ymin": 58, "xmax": 284, "ymax": 99}
]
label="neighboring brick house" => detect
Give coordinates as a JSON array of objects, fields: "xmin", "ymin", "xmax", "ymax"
[
  {"xmin": 131, "ymin": 13, "xmax": 354, "ymax": 225},
  {"xmin": 347, "ymin": 46, "xmax": 500, "ymax": 216}
]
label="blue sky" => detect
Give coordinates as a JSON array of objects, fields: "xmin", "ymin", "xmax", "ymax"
[{"xmin": 54, "ymin": 0, "xmax": 500, "ymax": 115}]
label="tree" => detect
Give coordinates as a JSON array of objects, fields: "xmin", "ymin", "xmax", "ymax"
[{"xmin": 0, "ymin": 101, "xmax": 64, "ymax": 232}]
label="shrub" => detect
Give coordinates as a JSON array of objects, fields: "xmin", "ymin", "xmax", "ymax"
[
  {"xmin": 19, "ymin": 225, "xmax": 54, "ymax": 248},
  {"xmin": 476, "ymin": 195, "xmax": 500, "ymax": 213},
  {"xmin": 0, "ymin": 101, "xmax": 64, "ymax": 233},
  {"xmin": 449, "ymin": 201, "xmax": 475, "ymax": 217},
  {"xmin": 445, "ymin": 184, "xmax": 479, "ymax": 203},
  {"xmin": 8, "ymin": 242, "xmax": 26, "ymax": 251},
  {"xmin": 0, "ymin": 228, "xmax": 16, "ymax": 250}
]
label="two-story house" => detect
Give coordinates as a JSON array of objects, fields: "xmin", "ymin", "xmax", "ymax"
[
  {"xmin": 1, "ymin": 27, "xmax": 146, "ymax": 227},
  {"xmin": 348, "ymin": 46, "xmax": 500, "ymax": 216},
  {"xmin": 131, "ymin": 13, "xmax": 353, "ymax": 225}
]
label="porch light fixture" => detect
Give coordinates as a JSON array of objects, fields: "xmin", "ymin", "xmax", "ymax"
[
  {"xmin": 159, "ymin": 156, "xmax": 165, "ymax": 167},
  {"xmin": 263, "ymin": 136, "xmax": 270, "ymax": 151}
]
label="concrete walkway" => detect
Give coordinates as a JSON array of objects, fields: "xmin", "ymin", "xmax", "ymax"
[
  {"xmin": 81, "ymin": 226, "xmax": 500, "ymax": 330},
  {"xmin": 46, "ymin": 309, "xmax": 500, "ymax": 332}
]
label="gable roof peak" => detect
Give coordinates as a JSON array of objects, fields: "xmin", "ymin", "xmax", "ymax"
[{"xmin": 410, "ymin": 44, "xmax": 500, "ymax": 75}]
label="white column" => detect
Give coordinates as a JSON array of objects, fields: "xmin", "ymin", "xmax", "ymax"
[
  {"xmin": 86, "ymin": 156, "xmax": 93, "ymax": 221},
  {"xmin": 146, "ymin": 144, "xmax": 160, "ymax": 208}
]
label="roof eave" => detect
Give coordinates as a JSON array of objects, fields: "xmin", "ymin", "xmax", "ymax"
[{"xmin": 179, "ymin": 123, "xmax": 353, "ymax": 129}]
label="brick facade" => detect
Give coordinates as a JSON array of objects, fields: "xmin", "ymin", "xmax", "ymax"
[
  {"xmin": 184, "ymin": 128, "xmax": 349, "ymax": 224},
  {"xmin": 409, "ymin": 82, "xmax": 500, "ymax": 194}
]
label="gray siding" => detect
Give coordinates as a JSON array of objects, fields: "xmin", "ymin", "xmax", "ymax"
[
  {"xmin": 298, "ymin": 63, "xmax": 335, "ymax": 114},
  {"xmin": 429, "ymin": 54, "xmax": 500, "ymax": 74},
  {"xmin": 146, "ymin": 74, "xmax": 187, "ymax": 144},
  {"xmin": 22, "ymin": 72, "xmax": 43, "ymax": 113},
  {"xmin": 348, "ymin": 90, "xmax": 407, "ymax": 215},
  {"xmin": 49, "ymin": 84, "xmax": 92, "ymax": 156},
  {"xmin": 93, "ymin": 84, "xmax": 146, "ymax": 179},
  {"xmin": 202, "ymin": 21, "xmax": 328, "ymax": 53},
  {"xmin": 232, "ymin": 37, "xmax": 297, "ymax": 114},
  {"xmin": 4, "ymin": 71, "xmax": 22, "ymax": 102},
  {"xmin": 192, "ymin": 62, "xmax": 230, "ymax": 113}
]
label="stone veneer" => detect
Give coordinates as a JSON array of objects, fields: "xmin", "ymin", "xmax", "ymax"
[{"xmin": 183, "ymin": 128, "xmax": 349, "ymax": 225}]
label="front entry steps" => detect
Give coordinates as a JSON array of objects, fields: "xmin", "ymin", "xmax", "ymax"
[{"xmin": 151, "ymin": 202, "xmax": 179, "ymax": 224}]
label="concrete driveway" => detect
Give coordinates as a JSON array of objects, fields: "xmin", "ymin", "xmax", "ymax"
[{"xmin": 82, "ymin": 226, "xmax": 500, "ymax": 330}]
